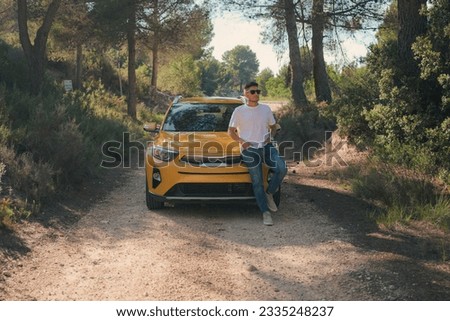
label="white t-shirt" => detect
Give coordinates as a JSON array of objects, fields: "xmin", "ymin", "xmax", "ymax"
[{"xmin": 228, "ymin": 103, "xmax": 276, "ymax": 148}]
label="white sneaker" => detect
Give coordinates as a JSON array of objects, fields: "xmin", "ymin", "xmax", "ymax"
[
  {"xmin": 265, "ymin": 192, "xmax": 278, "ymax": 212},
  {"xmin": 263, "ymin": 211, "xmax": 273, "ymax": 226}
]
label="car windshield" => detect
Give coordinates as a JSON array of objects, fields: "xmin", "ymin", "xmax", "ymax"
[{"xmin": 162, "ymin": 103, "xmax": 241, "ymax": 132}]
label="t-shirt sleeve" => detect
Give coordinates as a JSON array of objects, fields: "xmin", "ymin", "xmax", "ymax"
[
  {"xmin": 228, "ymin": 109, "xmax": 238, "ymax": 128},
  {"xmin": 267, "ymin": 106, "xmax": 276, "ymax": 126}
]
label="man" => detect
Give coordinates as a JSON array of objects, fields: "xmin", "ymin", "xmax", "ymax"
[{"xmin": 228, "ymin": 81, "xmax": 287, "ymax": 226}]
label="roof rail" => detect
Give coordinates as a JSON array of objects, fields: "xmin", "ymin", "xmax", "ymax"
[{"xmin": 172, "ymin": 95, "xmax": 183, "ymax": 104}]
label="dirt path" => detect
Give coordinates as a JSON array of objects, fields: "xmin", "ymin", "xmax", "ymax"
[{"xmin": 1, "ymin": 157, "xmax": 449, "ymax": 300}]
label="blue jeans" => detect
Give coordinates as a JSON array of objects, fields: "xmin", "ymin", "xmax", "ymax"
[{"xmin": 241, "ymin": 143, "xmax": 287, "ymax": 213}]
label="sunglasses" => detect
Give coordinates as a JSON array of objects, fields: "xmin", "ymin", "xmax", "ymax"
[{"xmin": 247, "ymin": 89, "xmax": 261, "ymax": 95}]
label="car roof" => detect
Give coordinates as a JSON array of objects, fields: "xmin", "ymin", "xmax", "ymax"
[{"xmin": 175, "ymin": 96, "xmax": 244, "ymax": 104}]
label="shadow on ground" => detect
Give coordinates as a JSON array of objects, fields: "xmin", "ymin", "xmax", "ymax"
[{"xmin": 290, "ymin": 178, "xmax": 450, "ymax": 300}]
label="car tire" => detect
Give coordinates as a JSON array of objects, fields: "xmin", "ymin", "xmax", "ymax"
[{"xmin": 146, "ymin": 179, "xmax": 164, "ymax": 210}]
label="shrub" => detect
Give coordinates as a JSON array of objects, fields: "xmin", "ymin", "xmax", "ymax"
[
  {"xmin": 158, "ymin": 54, "xmax": 202, "ymax": 96},
  {"xmin": 136, "ymin": 64, "xmax": 152, "ymax": 99},
  {"xmin": 0, "ymin": 80, "xmax": 143, "ymax": 211},
  {"xmin": 277, "ymin": 104, "xmax": 336, "ymax": 159},
  {"xmin": 265, "ymin": 76, "xmax": 291, "ymax": 99},
  {"xmin": 0, "ymin": 197, "xmax": 15, "ymax": 226},
  {"xmin": 0, "ymin": 161, "xmax": 5, "ymax": 195},
  {"xmin": 0, "ymin": 145, "xmax": 55, "ymax": 203},
  {"xmin": 0, "ymin": 161, "xmax": 14, "ymax": 226},
  {"xmin": 24, "ymin": 104, "xmax": 86, "ymax": 184},
  {"xmin": 0, "ymin": 40, "xmax": 29, "ymax": 90},
  {"xmin": 336, "ymin": 160, "xmax": 450, "ymax": 230},
  {"xmin": 326, "ymin": 66, "xmax": 379, "ymax": 148},
  {"xmin": 418, "ymin": 196, "xmax": 450, "ymax": 231}
]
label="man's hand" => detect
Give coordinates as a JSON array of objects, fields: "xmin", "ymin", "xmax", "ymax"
[
  {"xmin": 228, "ymin": 127, "xmax": 248, "ymax": 148},
  {"xmin": 270, "ymin": 123, "xmax": 281, "ymax": 137},
  {"xmin": 241, "ymin": 141, "xmax": 251, "ymax": 150}
]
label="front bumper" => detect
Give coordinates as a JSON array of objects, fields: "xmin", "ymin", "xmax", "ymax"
[{"xmin": 145, "ymin": 154, "xmax": 268, "ymax": 202}]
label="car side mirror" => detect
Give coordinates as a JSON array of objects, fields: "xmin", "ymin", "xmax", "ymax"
[{"xmin": 143, "ymin": 122, "xmax": 159, "ymax": 133}]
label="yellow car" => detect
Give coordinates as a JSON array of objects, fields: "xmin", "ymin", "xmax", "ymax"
[{"xmin": 144, "ymin": 96, "xmax": 281, "ymax": 209}]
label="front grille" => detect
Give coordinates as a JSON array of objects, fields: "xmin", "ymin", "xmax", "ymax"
[
  {"xmin": 165, "ymin": 183, "xmax": 253, "ymax": 197},
  {"xmin": 180, "ymin": 155, "xmax": 242, "ymax": 167}
]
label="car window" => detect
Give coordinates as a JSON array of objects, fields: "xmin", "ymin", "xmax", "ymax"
[{"xmin": 162, "ymin": 103, "xmax": 241, "ymax": 132}]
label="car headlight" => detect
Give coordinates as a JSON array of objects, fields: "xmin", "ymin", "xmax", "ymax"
[{"xmin": 151, "ymin": 146, "xmax": 179, "ymax": 162}]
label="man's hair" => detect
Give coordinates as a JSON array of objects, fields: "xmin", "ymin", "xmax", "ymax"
[{"xmin": 244, "ymin": 81, "xmax": 258, "ymax": 90}]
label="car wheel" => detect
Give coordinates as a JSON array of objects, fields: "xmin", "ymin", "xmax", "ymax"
[{"xmin": 146, "ymin": 179, "xmax": 164, "ymax": 210}]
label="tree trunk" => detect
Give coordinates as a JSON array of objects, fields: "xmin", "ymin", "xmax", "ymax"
[
  {"xmin": 397, "ymin": 0, "xmax": 427, "ymax": 77},
  {"xmin": 127, "ymin": 1, "xmax": 137, "ymax": 119},
  {"xmin": 312, "ymin": 0, "xmax": 332, "ymax": 103},
  {"xmin": 17, "ymin": 0, "xmax": 62, "ymax": 95},
  {"xmin": 284, "ymin": 0, "xmax": 309, "ymax": 111},
  {"xmin": 151, "ymin": 36, "xmax": 159, "ymax": 87},
  {"xmin": 150, "ymin": 0, "xmax": 159, "ymax": 88},
  {"xmin": 75, "ymin": 43, "xmax": 82, "ymax": 90}
]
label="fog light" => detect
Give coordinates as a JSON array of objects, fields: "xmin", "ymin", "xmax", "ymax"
[{"xmin": 152, "ymin": 168, "xmax": 162, "ymax": 188}]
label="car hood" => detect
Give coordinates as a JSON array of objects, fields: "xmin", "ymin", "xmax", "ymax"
[{"xmin": 154, "ymin": 131, "xmax": 241, "ymax": 156}]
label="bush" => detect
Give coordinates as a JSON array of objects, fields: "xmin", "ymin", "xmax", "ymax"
[
  {"xmin": 363, "ymin": 67, "xmax": 450, "ymax": 178},
  {"xmin": 277, "ymin": 104, "xmax": 336, "ymax": 159},
  {"xmin": 265, "ymin": 76, "xmax": 291, "ymax": 99},
  {"xmin": 0, "ymin": 80, "xmax": 146, "ymax": 212},
  {"xmin": 0, "ymin": 40, "xmax": 29, "ymax": 90},
  {"xmin": 0, "ymin": 161, "xmax": 5, "ymax": 195},
  {"xmin": 26, "ymin": 110, "xmax": 86, "ymax": 184},
  {"xmin": 0, "ymin": 162, "xmax": 14, "ymax": 226},
  {"xmin": 158, "ymin": 54, "xmax": 202, "ymax": 96},
  {"xmin": 0, "ymin": 145, "xmax": 55, "ymax": 203},
  {"xmin": 136, "ymin": 64, "xmax": 152, "ymax": 99},
  {"xmin": 336, "ymin": 161, "xmax": 450, "ymax": 230},
  {"xmin": 326, "ymin": 66, "xmax": 379, "ymax": 148}
]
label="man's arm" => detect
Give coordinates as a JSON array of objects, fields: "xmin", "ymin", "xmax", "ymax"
[
  {"xmin": 269, "ymin": 123, "xmax": 281, "ymax": 137},
  {"xmin": 228, "ymin": 127, "xmax": 250, "ymax": 149}
]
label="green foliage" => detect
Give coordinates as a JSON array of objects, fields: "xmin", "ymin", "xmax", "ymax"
[
  {"xmin": 136, "ymin": 64, "xmax": 151, "ymax": 98},
  {"xmin": 222, "ymin": 45, "xmax": 259, "ymax": 91},
  {"xmin": 329, "ymin": 0, "xmax": 450, "ymax": 180},
  {"xmin": 90, "ymin": 0, "xmax": 129, "ymax": 44},
  {"xmin": 351, "ymin": 165, "xmax": 436, "ymax": 208},
  {"xmin": 335, "ymin": 161, "xmax": 450, "ymax": 231},
  {"xmin": 363, "ymin": 61, "xmax": 450, "ymax": 176},
  {"xmin": 0, "ymin": 197, "xmax": 15, "ymax": 226},
  {"xmin": 0, "ymin": 162, "xmax": 5, "ymax": 195},
  {"xmin": 158, "ymin": 54, "xmax": 202, "ymax": 96},
  {"xmin": 262, "ymin": 64, "xmax": 292, "ymax": 99},
  {"xmin": 265, "ymin": 76, "xmax": 291, "ymax": 99},
  {"xmin": 416, "ymin": 195, "xmax": 450, "ymax": 231},
  {"xmin": 25, "ymin": 106, "xmax": 86, "ymax": 184},
  {"xmin": 380, "ymin": 196, "xmax": 450, "ymax": 232},
  {"xmin": 198, "ymin": 52, "xmax": 221, "ymax": 96},
  {"xmin": 277, "ymin": 103, "xmax": 336, "ymax": 159},
  {"xmin": 0, "ymin": 144, "xmax": 55, "ymax": 204},
  {"xmin": 256, "ymin": 68, "xmax": 274, "ymax": 96},
  {"xmin": 0, "ymin": 79, "xmax": 143, "ymax": 212},
  {"xmin": 0, "ymin": 40, "xmax": 29, "ymax": 90},
  {"xmin": 325, "ymin": 66, "xmax": 378, "ymax": 148},
  {"xmin": 82, "ymin": 49, "xmax": 120, "ymax": 91}
]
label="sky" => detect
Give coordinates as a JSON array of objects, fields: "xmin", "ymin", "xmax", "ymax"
[{"xmin": 209, "ymin": 12, "xmax": 374, "ymax": 75}]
